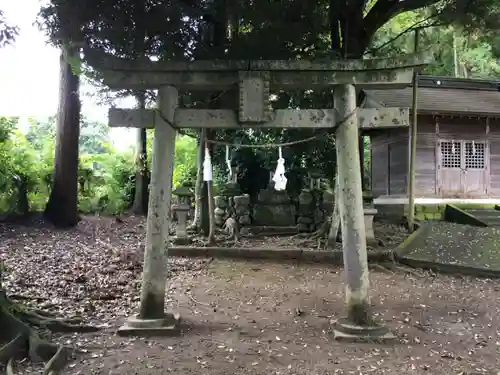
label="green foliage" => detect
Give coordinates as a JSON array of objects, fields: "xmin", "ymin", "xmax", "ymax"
[
  {"xmin": 0, "ymin": 115, "xmax": 198, "ymax": 215},
  {"xmin": 172, "ymin": 135, "xmax": 197, "ymax": 188},
  {"xmin": 37, "ymin": 0, "xmax": 500, "ymax": 65},
  {"xmin": 370, "ymin": 9, "xmax": 500, "ymax": 78},
  {"xmin": 80, "ymin": 116, "xmax": 110, "ymax": 154},
  {"xmin": 0, "ymin": 116, "xmax": 17, "ymax": 142},
  {"xmin": 145, "ymin": 131, "xmax": 197, "ymax": 187},
  {"xmin": 0, "ymin": 117, "xmax": 53, "ymax": 213},
  {"xmin": 0, "ymin": 10, "xmax": 19, "ymax": 48},
  {"xmin": 79, "ymin": 148, "xmax": 135, "ymax": 214},
  {"xmin": 25, "ymin": 116, "xmax": 56, "ymax": 149}
]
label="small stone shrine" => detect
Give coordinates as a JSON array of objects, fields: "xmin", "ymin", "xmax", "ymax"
[
  {"xmin": 252, "ymin": 179, "xmax": 296, "ymax": 227},
  {"xmin": 213, "ymin": 179, "xmax": 377, "ymax": 244}
]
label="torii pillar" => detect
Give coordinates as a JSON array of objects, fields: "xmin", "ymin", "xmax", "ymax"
[
  {"xmin": 118, "ymin": 86, "xmax": 181, "ymax": 336},
  {"xmin": 333, "ymin": 85, "xmax": 389, "ymax": 339},
  {"xmin": 84, "ymin": 47, "xmax": 429, "ymax": 339}
]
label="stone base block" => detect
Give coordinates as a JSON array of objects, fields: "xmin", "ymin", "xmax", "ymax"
[
  {"xmin": 332, "ymin": 318, "xmax": 397, "ymax": 343},
  {"xmin": 117, "ymin": 313, "xmax": 181, "ymax": 337},
  {"xmin": 172, "ymin": 236, "xmax": 192, "ymax": 245},
  {"xmin": 364, "ymin": 208, "xmax": 378, "ymax": 246}
]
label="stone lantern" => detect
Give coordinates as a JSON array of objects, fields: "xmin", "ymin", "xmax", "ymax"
[
  {"xmin": 362, "ymin": 190, "xmax": 378, "ymax": 246},
  {"xmin": 172, "ymin": 185, "xmax": 193, "ymax": 245}
]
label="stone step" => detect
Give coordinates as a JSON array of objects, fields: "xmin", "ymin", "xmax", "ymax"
[
  {"xmin": 482, "ymin": 221, "xmax": 500, "ymax": 227},
  {"xmin": 467, "ymin": 214, "xmax": 500, "ymax": 220},
  {"xmin": 479, "ymin": 216, "xmax": 500, "ymax": 223},
  {"xmin": 464, "ymin": 209, "xmax": 500, "ymax": 226},
  {"xmin": 465, "ymin": 209, "xmax": 499, "ymax": 215},
  {"xmin": 243, "ymin": 226, "xmax": 299, "ymax": 236}
]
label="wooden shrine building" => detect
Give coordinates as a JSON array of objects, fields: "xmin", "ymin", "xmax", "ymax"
[{"xmin": 364, "ymin": 75, "xmax": 500, "ymax": 208}]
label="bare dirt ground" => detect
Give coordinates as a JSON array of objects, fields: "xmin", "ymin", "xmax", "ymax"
[{"xmin": 1, "ymin": 215, "xmax": 500, "ymax": 375}]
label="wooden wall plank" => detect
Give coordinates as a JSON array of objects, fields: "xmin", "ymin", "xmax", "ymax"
[
  {"xmin": 369, "ymin": 114, "xmax": 496, "ymax": 198},
  {"xmin": 415, "ymin": 118, "xmax": 437, "ymax": 196},
  {"xmin": 488, "ymin": 119, "xmax": 500, "ymax": 197},
  {"xmin": 370, "ymin": 133, "xmax": 389, "ymax": 196},
  {"xmin": 388, "ymin": 135, "xmax": 408, "ymax": 195}
]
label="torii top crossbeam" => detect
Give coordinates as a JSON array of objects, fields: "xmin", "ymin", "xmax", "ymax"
[{"xmin": 83, "ymin": 47, "xmax": 431, "ymax": 91}]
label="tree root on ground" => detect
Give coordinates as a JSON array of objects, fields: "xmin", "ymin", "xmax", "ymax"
[
  {"xmin": 291, "ymin": 227, "xmax": 326, "ymax": 240},
  {"xmin": 18, "ymin": 310, "xmax": 99, "ymax": 333},
  {"xmin": 369, "ymin": 262, "xmax": 422, "ymax": 277},
  {"xmin": 0, "ymin": 292, "xmax": 100, "ymax": 374}
]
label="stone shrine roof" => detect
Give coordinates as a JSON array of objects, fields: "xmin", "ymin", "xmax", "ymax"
[{"xmin": 365, "ymin": 75, "xmax": 500, "ymax": 117}]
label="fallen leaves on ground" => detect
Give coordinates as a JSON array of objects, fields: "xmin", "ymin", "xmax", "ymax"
[
  {"xmin": 0, "ymin": 214, "xmax": 210, "ymax": 327},
  {"xmin": 3, "ymin": 215, "xmax": 498, "ymax": 375}
]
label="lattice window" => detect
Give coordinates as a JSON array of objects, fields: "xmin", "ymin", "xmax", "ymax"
[
  {"xmin": 465, "ymin": 141, "xmax": 485, "ymax": 169},
  {"xmin": 441, "ymin": 141, "xmax": 461, "ymax": 168}
]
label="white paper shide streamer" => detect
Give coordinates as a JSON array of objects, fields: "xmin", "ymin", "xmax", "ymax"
[
  {"xmin": 272, "ymin": 147, "xmax": 287, "ymax": 191},
  {"xmin": 225, "ymin": 145, "xmax": 232, "ymax": 181},
  {"xmin": 203, "ymin": 146, "xmax": 213, "ymax": 181}
]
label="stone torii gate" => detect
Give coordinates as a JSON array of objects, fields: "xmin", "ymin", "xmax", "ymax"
[{"xmin": 84, "ymin": 48, "xmax": 429, "ymax": 339}]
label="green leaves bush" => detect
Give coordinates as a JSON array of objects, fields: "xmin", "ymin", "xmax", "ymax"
[
  {"xmin": 0, "ymin": 117, "xmax": 53, "ymax": 213},
  {"xmin": 79, "ymin": 148, "xmax": 136, "ymax": 214},
  {"xmin": 0, "ymin": 116, "xmax": 198, "ymax": 215}
]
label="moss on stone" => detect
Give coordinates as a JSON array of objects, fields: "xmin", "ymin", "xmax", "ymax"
[
  {"xmin": 452, "ymin": 203, "xmax": 496, "ymax": 210},
  {"xmin": 415, "ymin": 212, "xmax": 425, "ymax": 221},
  {"xmin": 138, "ymin": 292, "xmax": 166, "ymax": 320},
  {"xmin": 346, "ymin": 300, "xmax": 373, "ymax": 326},
  {"xmin": 397, "ymin": 224, "xmax": 428, "ymax": 251},
  {"xmin": 401, "ymin": 222, "xmax": 500, "ymax": 272}
]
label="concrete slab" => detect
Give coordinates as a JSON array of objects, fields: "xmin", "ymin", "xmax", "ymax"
[
  {"xmin": 333, "ymin": 329, "xmax": 398, "ymax": 343},
  {"xmin": 374, "ymin": 195, "xmax": 500, "ymax": 206},
  {"xmin": 395, "ymin": 222, "xmax": 500, "ymax": 277}
]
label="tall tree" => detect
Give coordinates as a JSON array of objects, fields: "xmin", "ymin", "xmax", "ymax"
[
  {"xmin": 44, "ymin": 44, "xmax": 82, "ymax": 227},
  {"xmin": 131, "ymin": 92, "xmax": 149, "ymax": 215},
  {"xmin": 0, "ymin": 11, "xmax": 98, "ymax": 372},
  {"xmin": 40, "ymin": 0, "xmax": 86, "ymax": 227}
]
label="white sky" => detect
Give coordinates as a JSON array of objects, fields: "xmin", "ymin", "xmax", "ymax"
[{"xmin": 0, "ymin": 0, "xmax": 133, "ymax": 149}]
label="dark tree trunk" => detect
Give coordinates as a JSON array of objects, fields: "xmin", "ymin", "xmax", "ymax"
[
  {"xmin": 201, "ymin": 182, "xmax": 210, "ymax": 236},
  {"xmin": 199, "ymin": 0, "xmax": 228, "ymax": 237},
  {"xmin": 359, "ymin": 135, "xmax": 365, "ymax": 190},
  {"xmin": 13, "ymin": 174, "xmax": 30, "ymax": 216},
  {"xmin": 329, "ymin": 0, "xmax": 373, "ymax": 59},
  {"xmin": 131, "ymin": 93, "xmax": 149, "ymax": 215},
  {"xmin": 44, "ymin": 45, "xmax": 81, "ymax": 228},
  {"xmin": 131, "ymin": 128, "xmax": 149, "ymax": 214}
]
